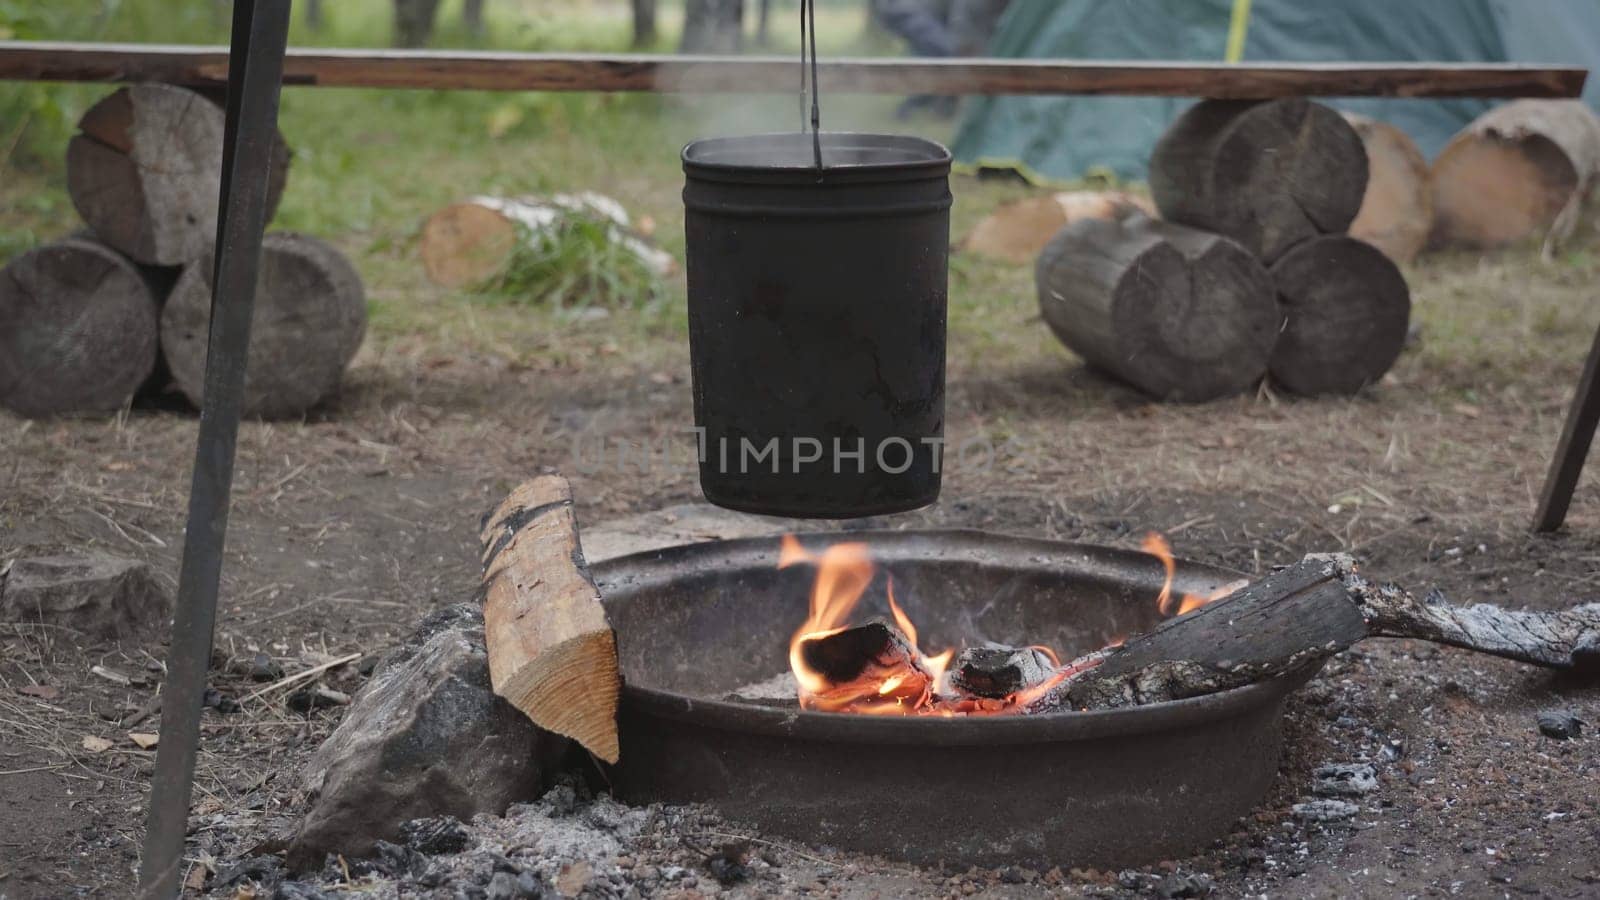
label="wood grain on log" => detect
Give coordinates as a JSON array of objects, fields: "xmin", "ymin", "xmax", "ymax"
[
  {"xmin": 1150, "ymin": 98, "xmax": 1368, "ymax": 263},
  {"xmin": 1430, "ymin": 99, "xmax": 1600, "ymax": 255},
  {"xmin": 1344, "ymin": 113, "xmax": 1434, "ymax": 264},
  {"xmin": 160, "ymin": 232, "xmax": 366, "ymax": 419},
  {"xmin": 1032, "ymin": 554, "xmax": 1600, "ymax": 712},
  {"xmin": 480, "ymin": 475, "xmax": 620, "ymax": 763},
  {"xmin": 0, "ymin": 236, "xmax": 161, "ymax": 418},
  {"xmin": 1036, "ymin": 215, "xmax": 1278, "ymax": 402},
  {"xmin": 66, "ymin": 83, "xmax": 287, "ymax": 266},
  {"xmin": 1268, "ymin": 235, "xmax": 1410, "ymax": 397},
  {"xmin": 0, "ymin": 42, "xmax": 1584, "ymax": 98}
]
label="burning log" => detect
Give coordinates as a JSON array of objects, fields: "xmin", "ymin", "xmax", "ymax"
[
  {"xmin": 479, "ymin": 475, "xmax": 620, "ymax": 762},
  {"xmin": 1029, "ymin": 555, "xmax": 1600, "ymax": 712},
  {"xmin": 793, "ymin": 619, "xmax": 933, "ymax": 711},
  {"xmin": 1035, "ymin": 215, "xmax": 1279, "ymax": 402},
  {"xmin": 949, "ymin": 645, "xmax": 1056, "ymax": 699},
  {"xmin": 1149, "ymin": 98, "xmax": 1368, "ymax": 263}
]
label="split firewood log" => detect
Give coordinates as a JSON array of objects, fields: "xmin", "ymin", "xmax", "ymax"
[
  {"xmin": 1430, "ymin": 100, "xmax": 1600, "ymax": 257},
  {"xmin": 1029, "ymin": 554, "xmax": 1600, "ymax": 713},
  {"xmin": 159, "ymin": 232, "xmax": 366, "ymax": 419},
  {"xmin": 418, "ymin": 193, "xmax": 675, "ymax": 289},
  {"xmin": 1150, "ymin": 98, "xmax": 1369, "ymax": 263},
  {"xmin": 961, "ymin": 190, "xmax": 1153, "ymax": 265},
  {"xmin": 480, "ymin": 475, "xmax": 620, "ymax": 763},
  {"xmin": 1267, "ymin": 235, "xmax": 1411, "ymax": 396},
  {"xmin": 66, "ymin": 83, "xmax": 289, "ymax": 267},
  {"xmin": 1036, "ymin": 214, "xmax": 1279, "ymax": 402},
  {"xmin": 1344, "ymin": 113, "xmax": 1434, "ymax": 265},
  {"xmin": 0, "ymin": 236, "xmax": 163, "ymax": 418}
]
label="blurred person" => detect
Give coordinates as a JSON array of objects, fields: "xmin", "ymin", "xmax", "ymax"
[{"xmin": 870, "ymin": 0, "xmax": 1012, "ymax": 117}]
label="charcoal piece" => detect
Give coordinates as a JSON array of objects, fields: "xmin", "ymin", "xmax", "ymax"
[
  {"xmin": 949, "ymin": 645, "xmax": 1056, "ymax": 698},
  {"xmin": 706, "ymin": 844, "xmax": 750, "ymax": 885},
  {"xmin": 1537, "ymin": 710, "xmax": 1584, "ymax": 740},
  {"xmin": 214, "ymin": 855, "xmax": 284, "ymax": 891},
  {"xmin": 401, "ymin": 816, "xmax": 471, "ymax": 855}
]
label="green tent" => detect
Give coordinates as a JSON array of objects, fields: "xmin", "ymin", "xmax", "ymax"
[{"xmin": 952, "ymin": 0, "xmax": 1600, "ymax": 183}]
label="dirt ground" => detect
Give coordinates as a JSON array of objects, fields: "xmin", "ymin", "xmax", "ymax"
[{"xmin": 6, "ymin": 223, "xmax": 1600, "ymax": 896}]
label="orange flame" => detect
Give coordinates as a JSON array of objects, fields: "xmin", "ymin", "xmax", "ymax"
[
  {"xmin": 779, "ymin": 531, "xmax": 1237, "ymax": 717},
  {"xmin": 1142, "ymin": 531, "xmax": 1223, "ymax": 617}
]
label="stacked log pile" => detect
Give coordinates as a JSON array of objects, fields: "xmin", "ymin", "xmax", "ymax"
[
  {"xmin": 1038, "ymin": 98, "xmax": 1412, "ymax": 400},
  {"xmin": 0, "ymin": 83, "xmax": 365, "ymax": 420}
]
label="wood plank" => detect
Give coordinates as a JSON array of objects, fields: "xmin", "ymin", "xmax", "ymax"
[
  {"xmin": 0, "ymin": 41, "xmax": 1586, "ymax": 98},
  {"xmin": 1535, "ymin": 320, "xmax": 1600, "ymax": 532}
]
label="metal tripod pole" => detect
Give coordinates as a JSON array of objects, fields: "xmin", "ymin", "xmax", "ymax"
[{"xmin": 137, "ymin": 2, "xmax": 292, "ymax": 895}]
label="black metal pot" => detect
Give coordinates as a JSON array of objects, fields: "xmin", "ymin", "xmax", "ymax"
[{"xmin": 682, "ymin": 133, "xmax": 952, "ymax": 518}]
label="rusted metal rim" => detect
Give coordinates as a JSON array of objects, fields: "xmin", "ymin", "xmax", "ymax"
[{"xmin": 593, "ymin": 529, "xmax": 1316, "ymax": 746}]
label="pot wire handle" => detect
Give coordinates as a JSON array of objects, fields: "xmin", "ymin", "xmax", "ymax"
[{"xmin": 799, "ymin": 0, "xmax": 823, "ymax": 173}]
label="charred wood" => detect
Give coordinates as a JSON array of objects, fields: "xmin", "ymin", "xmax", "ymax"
[{"xmin": 950, "ymin": 645, "xmax": 1056, "ymax": 699}]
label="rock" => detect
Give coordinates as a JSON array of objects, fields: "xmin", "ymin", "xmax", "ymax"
[
  {"xmin": 485, "ymin": 870, "xmax": 545, "ymax": 899},
  {"xmin": 1292, "ymin": 799, "xmax": 1360, "ymax": 823},
  {"xmin": 287, "ymin": 604, "xmax": 562, "ymax": 870},
  {"xmin": 0, "ymin": 554, "xmax": 169, "ymax": 639},
  {"xmin": 706, "ymin": 845, "xmax": 750, "ymax": 886},
  {"xmin": 1313, "ymin": 762, "xmax": 1378, "ymax": 797},
  {"xmin": 1157, "ymin": 872, "xmax": 1214, "ymax": 898},
  {"xmin": 1537, "ymin": 710, "xmax": 1585, "ymax": 740},
  {"xmin": 249, "ymin": 652, "xmax": 285, "ymax": 682}
]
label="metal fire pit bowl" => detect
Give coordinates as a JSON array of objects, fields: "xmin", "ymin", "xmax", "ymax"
[{"xmin": 594, "ymin": 531, "xmax": 1319, "ymax": 870}]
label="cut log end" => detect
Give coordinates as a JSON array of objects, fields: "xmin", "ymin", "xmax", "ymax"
[
  {"xmin": 419, "ymin": 202, "xmax": 518, "ymax": 288},
  {"xmin": 1344, "ymin": 113, "xmax": 1434, "ymax": 264},
  {"xmin": 494, "ymin": 631, "xmax": 621, "ymax": 763},
  {"xmin": 480, "ymin": 475, "xmax": 621, "ymax": 763},
  {"xmin": 1151, "ymin": 98, "xmax": 1368, "ymax": 262},
  {"xmin": 1037, "ymin": 216, "xmax": 1279, "ymax": 402},
  {"xmin": 159, "ymin": 232, "xmax": 367, "ymax": 419},
  {"xmin": 1431, "ymin": 99, "xmax": 1600, "ymax": 252},
  {"xmin": 0, "ymin": 237, "xmax": 160, "ymax": 418},
  {"xmin": 66, "ymin": 83, "xmax": 289, "ymax": 266},
  {"xmin": 1268, "ymin": 235, "xmax": 1411, "ymax": 397},
  {"xmin": 962, "ymin": 191, "xmax": 1153, "ymax": 265}
]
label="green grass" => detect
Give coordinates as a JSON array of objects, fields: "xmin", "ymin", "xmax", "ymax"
[{"xmin": 5, "ymin": 1, "xmax": 1598, "ymax": 395}]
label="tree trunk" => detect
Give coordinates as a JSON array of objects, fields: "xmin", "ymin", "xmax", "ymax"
[
  {"xmin": 463, "ymin": 0, "xmax": 486, "ymax": 41},
  {"xmin": 480, "ymin": 475, "xmax": 621, "ymax": 763},
  {"xmin": 0, "ymin": 237, "xmax": 163, "ymax": 418},
  {"xmin": 1150, "ymin": 98, "xmax": 1369, "ymax": 263},
  {"xmin": 1344, "ymin": 113, "xmax": 1434, "ymax": 265},
  {"xmin": 631, "ymin": 0, "xmax": 658, "ymax": 48},
  {"xmin": 680, "ymin": 0, "xmax": 745, "ymax": 54},
  {"xmin": 394, "ymin": 0, "xmax": 442, "ymax": 47},
  {"xmin": 66, "ymin": 83, "xmax": 288, "ymax": 267},
  {"xmin": 306, "ymin": 0, "xmax": 325, "ymax": 32},
  {"xmin": 1035, "ymin": 215, "xmax": 1279, "ymax": 402},
  {"xmin": 160, "ymin": 232, "xmax": 366, "ymax": 419},
  {"xmin": 754, "ymin": 0, "xmax": 773, "ymax": 47},
  {"xmin": 1267, "ymin": 235, "xmax": 1410, "ymax": 397},
  {"xmin": 1429, "ymin": 99, "xmax": 1600, "ymax": 256}
]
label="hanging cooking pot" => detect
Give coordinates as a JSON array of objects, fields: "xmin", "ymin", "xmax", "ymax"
[{"xmin": 681, "ymin": 131, "xmax": 952, "ymax": 518}]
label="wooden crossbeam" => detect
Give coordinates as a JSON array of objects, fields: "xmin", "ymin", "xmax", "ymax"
[{"xmin": 0, "ymin": 41, "xmax": 1586, "ymax": 98}]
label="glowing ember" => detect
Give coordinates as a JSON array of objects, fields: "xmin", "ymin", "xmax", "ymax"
[{"xmin": 780, "ymin": 531, "xmax": 1238, "ymax": 716}]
